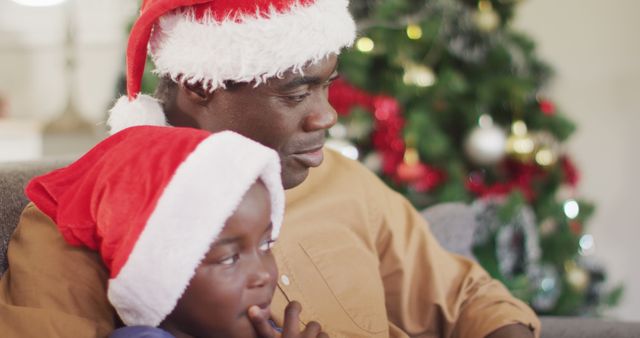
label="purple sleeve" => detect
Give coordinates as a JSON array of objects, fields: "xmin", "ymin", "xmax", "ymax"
[{"xmin": 109, "ymin": 326, "xmax": 176, "ymax": 338}]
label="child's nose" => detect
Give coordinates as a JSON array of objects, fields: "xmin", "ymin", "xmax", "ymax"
[{"xmin": 247, "ymin": 258, "xmax": 273, "ymax": 289}]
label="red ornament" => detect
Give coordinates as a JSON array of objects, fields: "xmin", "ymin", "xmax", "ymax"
[
  {"xmin": 539, "ymin": 99, "xmax": 556, "ymax": 116},
  {"xmin": 396, "ymin": 154, "xmax": 445, "ymax": 192},
  {"xmin": 412, "ymin": 165, "xmax": 446, "ymax": 192},
  {"xmin": 465, "ymin": 160, "xmax": 543, "ymax": 201},
  {"xmin": 569, "ymin": 221, "xmax": 582, "ymax": 236},
  {"xmin": 561, "ymin": 156, "xmax": 580, "ymax": 187},
  {"xmin": 381, "ymin": 151, "xmax": 404, "ymax": 176},
  {"xmin": 327, "ymin": 79, "xmax": 447, "ymax": 191},
  {"xmin": 397, "ymin": 162, "xmax": 425, "ymax": 183},
  {"xmin": 328, "ymin": 78, "xmax": 372, "ymax": 116}
]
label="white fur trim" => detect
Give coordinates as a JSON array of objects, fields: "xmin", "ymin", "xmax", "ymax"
[
  {"xmin": 150, "ymin": 0, "xmax": 355, "ymax": 90},
  {"xmin": 107, "ymin": 95, "xmax": 168, "ymax": 134},
  {"xmin": 107, "ymin": 131, "xmax": 284, "ymax": 326}
]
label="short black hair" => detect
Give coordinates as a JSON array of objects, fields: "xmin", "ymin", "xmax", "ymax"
[{"xmin": 154, "ymin": 76, "xmax": 177, "ymax": 108}]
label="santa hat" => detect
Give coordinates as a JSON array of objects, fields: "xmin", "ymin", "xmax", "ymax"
[
  {"xmin": 26, "ymin": 126, "xmax": 284, "ymax": 326},
  {"xmin": 107, "ymin": 0, "xmax": 356, "ymax": 134}
]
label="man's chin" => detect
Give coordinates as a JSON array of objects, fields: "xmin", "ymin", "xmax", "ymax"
[{"xmin": 281, "ymin": 167, "xmax": 310, "ymax": 190}]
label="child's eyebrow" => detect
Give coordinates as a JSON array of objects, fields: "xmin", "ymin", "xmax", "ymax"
[
  {"xmin": 211, "ymin": 223, "xmax": 274, "ymax": 247},
  {"xmin": 212, "ymin": 237, "xmax": 241, "ymax": 246}
]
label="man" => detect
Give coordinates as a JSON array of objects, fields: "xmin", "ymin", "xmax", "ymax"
[{"xmin": 0, "ymin": 0, "xmax": 539, "ymax": 337}]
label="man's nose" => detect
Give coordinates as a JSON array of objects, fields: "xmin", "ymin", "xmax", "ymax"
[{"xmin": 303, "ymin": 96, "xmax": 337, "ymax": 132}]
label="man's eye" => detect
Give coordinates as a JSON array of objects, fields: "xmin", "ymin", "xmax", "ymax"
[
  {"xmin": 285, "ymin": 93, "xmax": 310, "ymax": 102},
  {"xmin": 259, "ymin": 239, "xmax": 276, "ymax": 252},
  {"xmin": 218, "ymin": 254, "xmax": 240, "ymax": 266}
]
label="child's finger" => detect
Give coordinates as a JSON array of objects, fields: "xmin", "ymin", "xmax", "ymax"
[
  {"xmin": 300, "ymin": 321, "xmax": 322, "ymax": 338},
  {"xmin": 282, "ymin": 301, "xmax": 303, "ymax": 336},
  {"xmin": 248, "ymin": 305, "xmax": 278, "ymax": 338}
]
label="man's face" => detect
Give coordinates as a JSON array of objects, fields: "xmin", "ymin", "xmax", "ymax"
[
  {"xmin": 161, "ymin": 180, "xmax": 277, "ymax": 338},
  {"xmin": 197, "ymin": 54, "xmax": 339, "ymax": 189}
]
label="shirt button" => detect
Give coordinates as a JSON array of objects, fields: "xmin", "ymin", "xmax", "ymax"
[{"xmin": 280, "ymin": 274, "xmax": 290, "ymax": 286}]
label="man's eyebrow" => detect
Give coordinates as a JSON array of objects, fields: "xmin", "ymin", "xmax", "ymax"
[
  {"xmin": 278, "ymin": 63, "xmax": 340, "ymax": 91},
  {"xmin": 278, "ymin": 75, "xmax": 324, "ymax": 91}
]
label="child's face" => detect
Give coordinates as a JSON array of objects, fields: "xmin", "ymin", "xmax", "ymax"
[{"xmin": 162, "ymin": 180, "xmax": 278, "ymax": 338}]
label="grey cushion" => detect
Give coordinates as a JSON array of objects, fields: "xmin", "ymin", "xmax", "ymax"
[
  {"xmin": 540, "ymin": 316, "xmax": 640, "ymax": 338},
  {"xmin": 0, "ymin": 158, "xmax": 72, "ymax": 276},
  {"xmin": 423, "ymin": 203, "xmax": 640, "ymax": 337},
  {"xmin": 422, "ymin": 202, "xmax": 478, "ymax": 260}
]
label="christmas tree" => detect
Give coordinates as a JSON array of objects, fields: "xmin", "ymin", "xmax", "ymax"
[
  {"xmin": 127, "ymin": 0, "xmax": 622, "ymax": 316},
  {"xmin": 328, "ymin": 0, "xmax": 622, "ymax": 316}
]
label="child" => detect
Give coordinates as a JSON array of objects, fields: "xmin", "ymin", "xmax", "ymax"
[{"xmin": 25, "ymin": 126, "xmax": 327, "ymax": 338}]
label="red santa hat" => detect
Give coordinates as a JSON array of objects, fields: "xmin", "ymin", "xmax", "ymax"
[
  {"xmin": 107, "ymin": 0, "xmax": 356, "ymax": 134},
  {"xmin": 25, "ymin": 126, "xmax": 284, "ymax": 326}
]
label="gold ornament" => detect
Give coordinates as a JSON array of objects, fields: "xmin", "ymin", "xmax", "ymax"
[
  {"xmin": 506, "ymin": 120, "xmax": 535, "ymax": 162},
  {"xmin": 403, "ymin": 63, "xmax": 436, "ymax": 87},
  {"xmin": 564, "ymin": 261, "xmax": 590, "ymax": 292},
  {"xmin": 397, "ymin": 145, "xmax": 423, "ymax": 183},
  {"xmin": 356, "ymin": 37, "xmax": 375, "ymax": 53},
  {"xmin": 406, "ymin": 24, "xmax": 423, "ymax": 40},
  {"xmin": 473, "ymin": 0, "xmax": 501, "ymax": 32},
  {"xmin": 535, "ymin": 147, "xmax": 555, "ymax": 167},
  {"xmin": 533, "ymin": 131, "xmax": 560, "ymax": 168},
  {"xmin": 404, "ymin": 146, "xmax": 420, "ymax": 165}
]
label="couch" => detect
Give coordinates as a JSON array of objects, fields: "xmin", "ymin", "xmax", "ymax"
[{"xmin": 1, "ymin": 158, "xmax": 639, "ymax": 338}]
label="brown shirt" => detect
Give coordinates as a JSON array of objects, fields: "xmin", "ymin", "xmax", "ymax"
[
  {"xmin": 270, "ymin": 150, "xmax": 539, "ymax": 337},
  {"xmin": 0, "ymin": 149, "xmax": 539, "ymax": 337}
]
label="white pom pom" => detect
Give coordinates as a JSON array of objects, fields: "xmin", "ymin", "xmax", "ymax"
[{"xmin": 107, "ymin": 94, "xmax": 168, "ymax": 135}]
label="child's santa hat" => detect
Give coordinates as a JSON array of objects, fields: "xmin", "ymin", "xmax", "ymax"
[
  {"xmin": 108, "ymin": 0, "xmax": 356, "ymax": 134},
  {"xmin": 26, "ymin": 126, "xmax": 284, "ymax": 327}
]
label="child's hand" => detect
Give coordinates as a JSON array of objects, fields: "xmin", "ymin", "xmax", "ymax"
[{"xmin": 249, "ymin": 301, "xmax": 329, "ymax": 338}]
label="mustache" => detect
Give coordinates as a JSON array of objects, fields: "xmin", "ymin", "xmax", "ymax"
[{"xmin": 289, "ymin": 134, "xmax": 326, "ymax": 154}]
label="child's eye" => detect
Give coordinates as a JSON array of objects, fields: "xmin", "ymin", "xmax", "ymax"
[
  {"xmin": 218, "ymin": 254, "xmax": 240, "ymax": 266},
  {"xmin": 259, "ymin": 239, "xmax": 276, "ymax": 253}
]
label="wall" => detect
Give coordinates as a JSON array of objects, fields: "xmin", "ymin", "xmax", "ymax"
[
  {"xmin": 0, "ymin": 0, "xmax": 136, "ymax": 122},
  {"xmin": 514, "ymin": 0, "xmax": 640, "ymax": 320}
]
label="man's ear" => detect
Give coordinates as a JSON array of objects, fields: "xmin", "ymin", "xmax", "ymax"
[
  {"xmin": 167, "ymin": 81, "xmax": 215, "ymax": 129},
  {"xmin": 179, "ymin": 81, "xmax": 213, "ymax": 106}
]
